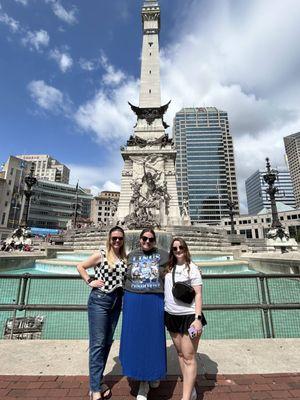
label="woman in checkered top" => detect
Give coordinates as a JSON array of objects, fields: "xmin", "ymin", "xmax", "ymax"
[{"xmin": 77, "ymin": 226, "xmax": 127, "ymax": 400}]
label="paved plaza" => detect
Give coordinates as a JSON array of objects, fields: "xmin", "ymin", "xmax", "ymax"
[
  {"xmin": 1, "ymin": 373, "xmax": 300, "ymax": 399},
  {"xmin": 0, "ymin": 339, "xmax": 300, "ymax": 399}
]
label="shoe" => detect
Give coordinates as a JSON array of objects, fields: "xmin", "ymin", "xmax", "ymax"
[
  {"xmin": 149, "ymin": 380, "xmax": 160, "ymax": 389},
  {"xmin": 100, "ymin": 383, "xmax": 112, "ymax": 399},
  {"xmin": 137, "ymin": 381, "xmax": 150, "ymax": 400},
  {"xmin": 89, "ymin": 391, "xmax": 101, "ymax": 400},
  {"xmin": 191, "ymin": 387, "xmax": 197, "ymax": 400},
  {"xmin": 180, "ymin": 387, "xmax": 197, "ymax": 400}
]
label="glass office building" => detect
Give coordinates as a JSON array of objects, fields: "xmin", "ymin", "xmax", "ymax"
[
  {"xmin": 245, "ymin": 167, "xmax": 295, "ymax": 215},
  {"xmin": 173, "ymin": 107, "xmax": 239, "ymax": 224},
  {"xmin": 284, "ymin": 132, "xmax": 300, "ymax": 208}
]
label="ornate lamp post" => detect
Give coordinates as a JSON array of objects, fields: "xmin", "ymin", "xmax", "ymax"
[
  {"xmin": 72, "ymin": 182, "xmax": 82, "ymax": 228},
  {"xmin": 22, "ymin": 163, "xmax": 37, "ymax": 227},
  {"xmin": 227, "ymin": 198, "xmax": 238, "ymax": 235},
  {"xmin": 263, "ymin": 158, "xmax": 282, "ymax": 229},
  {"xmin": 262, "ymin": 158, "xmax": 288, "ymax": 241}
]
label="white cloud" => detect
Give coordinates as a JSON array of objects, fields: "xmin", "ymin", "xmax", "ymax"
[
  {"xmin": 27, "ymin": 80, "xmax": 70, "ymax": 114},
  {"xmin": 79, "ymin": 58, "xmax": 96, "ymax": 71},
  {"xmin": 14, "ymin": 0, "xmax": 28, "ymax": 5},
  {"xmin": 49, "ymin": 48, "xmax": 73, "ymax": 72},
  {"xmin": 68, "ymin": 163, "xmax": 122, "ymax": 195},
  {"xmin": 0, "ymin": 5, "xmax": 50, "ymax": 53},
  {"xmin": 74, "ymin": 77, "xmax": 138, "ymax": 144},
  {"xmin": 46, "ymin": 0, "xmax": 77, "ymax": 25},
  {"xmin": 0, "ymin": 10, "xmax": 20, "ymax": 32},
  {"xmin": 100, "ymin": 54, "xmax": 125, "ymax": 86},
  {"xmin": 22, "ymin": 29, "xmax": 49, "ymax": 51}
]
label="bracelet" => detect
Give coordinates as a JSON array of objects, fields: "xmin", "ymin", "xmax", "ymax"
[{"xmin": 86, "ymin": 277, "xmax": 96, "ymax": 285}]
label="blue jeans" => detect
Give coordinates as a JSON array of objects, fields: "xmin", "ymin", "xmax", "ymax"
[{"xmin": 88, "ymin": 288, "xmax": 122, "ymax": 392}]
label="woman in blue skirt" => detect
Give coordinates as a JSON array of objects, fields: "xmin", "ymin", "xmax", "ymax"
[{"xmin": 120, "ymin": 228, "xmax": 168, "ymax": 400}]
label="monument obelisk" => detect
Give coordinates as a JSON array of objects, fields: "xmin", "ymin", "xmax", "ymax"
[{"xmin": 117, "ymin": 0, "xmax": 181, "ymax": 228}]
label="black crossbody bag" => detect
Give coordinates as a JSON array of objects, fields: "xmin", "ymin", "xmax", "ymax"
[
  {"xmin": 172, "ymin": 265, "xmax": 195, "ymax": 304},
  {"xmin": 171, "ymin": 265, "xmax": 208, "ymax": 326}
]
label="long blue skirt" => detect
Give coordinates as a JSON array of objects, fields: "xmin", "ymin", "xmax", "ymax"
[{"xmin": 119, "ymin": 291, "xmax": 166, "ymax": 381}]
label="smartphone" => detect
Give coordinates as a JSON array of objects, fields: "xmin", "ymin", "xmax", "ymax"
[{"xmin": 188, "ymin": 326, "xmax": 197, "ymax": 339}]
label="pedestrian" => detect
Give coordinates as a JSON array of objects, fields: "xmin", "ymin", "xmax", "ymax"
[
  {"xmin": 120, "ymin": 228, "xmax": 168, "ymax": 400},
  {"xmin": 164, "ymin": 237, "xmax": 206, "ymax": 400},
  {"xmin": 77, "ymin": 226, "xmax": 127, "ymax": 400}
]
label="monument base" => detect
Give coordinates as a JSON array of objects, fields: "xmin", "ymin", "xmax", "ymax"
[{"xmin": 266, "ymin": 238, "xmax": 298, "ymax": 252}]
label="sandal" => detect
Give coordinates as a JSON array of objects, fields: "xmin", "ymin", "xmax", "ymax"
[{"xmin": 100, "ymin": 383, "xmax": 112, "ymax": 400}]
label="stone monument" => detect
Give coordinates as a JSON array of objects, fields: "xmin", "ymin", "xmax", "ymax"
[{"xmin": 116, "ymin": 0, "xmax": 182, "ymax": 229}]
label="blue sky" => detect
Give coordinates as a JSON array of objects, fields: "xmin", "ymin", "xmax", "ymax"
[{"xmin": 1, "ymin": 0, "xmax": 300, "ymax": 213}]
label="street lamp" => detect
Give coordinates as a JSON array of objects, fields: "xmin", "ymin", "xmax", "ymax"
[
  {"xmin": 227, "ymin": 198, "xmax": 238, "ymax": 235},
  {"xmin": 263, "ymin": 158, "xmax": 282, "ymax": 229},
  {"xmin": 262, "ymin": 157, "xmax": 288, "ymax": 240},
  {"xmin": 72, "ymin": 182, "xmax": 82, "ymax": 228},
  {"xmin": 22, "ymin": 163, "xmax": 37, "ymax": 227}
]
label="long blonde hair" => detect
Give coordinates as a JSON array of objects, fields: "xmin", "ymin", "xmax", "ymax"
[{"xmin": 106, "ymin": 226, "xmax": 126, "ymax": 268}]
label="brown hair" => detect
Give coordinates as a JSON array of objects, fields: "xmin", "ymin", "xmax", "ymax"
[
  {"xmin": 167, "ymin": 237, "xmax": 191, "ymax": 273},
  {"xmin": 139, "ymin": 228, "xmax": 156, "ymax": 242},
  {"xmin": 106, "ymin": 226, "xmax": 126, "ymax": 267}
]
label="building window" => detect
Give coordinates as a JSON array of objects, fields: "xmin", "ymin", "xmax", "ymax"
[
  {"xmin": 1, "ymin": 213, "xmax": 6, "ymax": 224},
  {"xmin": 149, "ymin": 89, "xmax": 151, "ymax": 93}
]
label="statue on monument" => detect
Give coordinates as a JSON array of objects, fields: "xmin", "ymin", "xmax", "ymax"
[{"xmin": 122, "ymin": 156, "xmax": 171, "ymax": 229}]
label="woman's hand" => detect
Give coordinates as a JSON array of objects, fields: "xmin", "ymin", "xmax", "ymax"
[
  {"xmin": 89, "ymin": 279, "xmax": 105, "ymax": 288},
  {"xmin": 190, "ymin": 319, "xmax": 202, "ymax": 336}
]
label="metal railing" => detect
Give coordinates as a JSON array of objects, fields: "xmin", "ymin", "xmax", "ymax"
[{"xmin": 0, "ymin": 273, "xmax": 299, "ymax": 340}]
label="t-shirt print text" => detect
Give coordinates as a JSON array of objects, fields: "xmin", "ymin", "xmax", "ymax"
[{"xmin": 130, "ymin": 253, "xmax": 161, "ymax": 290}]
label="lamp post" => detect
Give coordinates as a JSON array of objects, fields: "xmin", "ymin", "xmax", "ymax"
[
  {"xmin": 72, "ymin": 182, "xmax": 82, "ymax": 228},
  {"xmin": 22, "ymin": 163, "xmax": 37, "ymax": 228},
  {"xmin": 262, "ymin": 158, "xmax": 282, "ymax": 229},
  {"xmin": 227, "ymin": 198, "xmax": 237, "ymax": 235}
]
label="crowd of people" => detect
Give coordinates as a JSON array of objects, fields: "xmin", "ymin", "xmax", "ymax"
[
  {"xmin": 77, "ymin": 226, "xmax": 206, "ymax": 400},
  {"xmin": 0, "ymin": 227, "xmax": 32, "ymax": 252}
]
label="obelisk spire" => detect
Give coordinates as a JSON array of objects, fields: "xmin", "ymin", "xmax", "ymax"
[{"xmin": 139, "ymin": 0, "xmax": 161, "ymax": 108}]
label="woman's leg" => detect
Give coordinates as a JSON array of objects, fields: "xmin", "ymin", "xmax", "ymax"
[
  {"xmin": 102, "ymin": 294, "xmax": 122, "ymax": 379},
  {"xmin": 170, "ymin": 332, "xmax": 185, "ymax": 378},
  {"xmin": 88, "ymin": 292, "xmax": 113, "ymax": 398},
  {"xmin": 180, "ymin": 334, "xmax": 200, "ymax": 400}
]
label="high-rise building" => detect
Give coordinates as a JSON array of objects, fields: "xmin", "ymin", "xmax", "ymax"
[
  {"xmin": 0, "ymin": 156, "xmax": 31, "ymax": 228},
  {"xmin": 28, "ymin": 180, "xmax": 92, "ymax": 229},
  {"xmin": 91, "ymin": 191, "xmax": 120, "ymax": 226},
  {"xmin": 284, "ymin": 132, "xmax": 300, "ymax": 207},
  {"xmin": 16, "ymin": 154, "xmax": 70, "ymax": 184},
  {"xmin": 0, "ymin": 155, "xmax": 91, "ymax": 229},
  {"xmin": 173, "ymin": 107, "xmax": 239, "ymax": 224},
  {"xmin": 245, "ymin": 167, "xmax": 295, "ymax": 215}
]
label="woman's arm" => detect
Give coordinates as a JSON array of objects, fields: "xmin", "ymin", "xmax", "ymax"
[
  {"xmin": 190, "ymin": 284, "xmax": 203, "ymax": 333},
  {"xmin": 77, "ymin": 252, "xmax": 104, "ymax": 288}
]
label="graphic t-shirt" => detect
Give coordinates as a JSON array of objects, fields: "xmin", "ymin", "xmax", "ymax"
[{"xmin": 124, "ymin": 248, "xmax": 169, "ymax": 294}]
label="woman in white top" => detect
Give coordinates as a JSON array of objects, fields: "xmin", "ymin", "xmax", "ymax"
[{"xmin": 164, "ymin": 237, "xmax": 206, "ymax": 400}]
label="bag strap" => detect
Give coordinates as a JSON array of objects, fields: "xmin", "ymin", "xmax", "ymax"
[{"xmin": 172, "ymin": 265, "xmax": 176, "ymax": 285}]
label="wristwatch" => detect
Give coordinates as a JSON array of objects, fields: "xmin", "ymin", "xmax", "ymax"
[
  {"xmin": 87, "ymin": 277, "xmax": 96, "ymax": 285},
  {"xmin": 195, "ymin": 314, "xmax": 202, "ymax": 321}
]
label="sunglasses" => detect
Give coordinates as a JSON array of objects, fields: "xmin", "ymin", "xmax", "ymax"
[
  {"xmin": 172, "ymin": 245, "xmax": 184, "ymax": 251},
  {"xmin": 141, "ymin": 236, "xmax": 155, "ymax": 243},
  {"xmin": 111, "ymin": 236, "xmax": 124, "ymax": 242}
]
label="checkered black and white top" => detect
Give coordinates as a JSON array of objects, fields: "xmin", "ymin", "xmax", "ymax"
[{"xmin": 94, "ymin": 249, "xmax": 127, "ymax": 293}]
